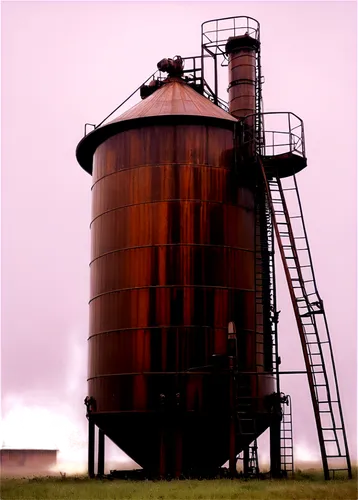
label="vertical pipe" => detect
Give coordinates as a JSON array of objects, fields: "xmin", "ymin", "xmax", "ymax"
[
  {"xmin": 88, "ymin": 416, "xmax": 95, "ymax": 479},
  {"xmin": 97, "ymin": 428, "xmax": 105, "ymax": 477},
  {"xmin": 272, "ymin": 228, "xmax": 281, "ymax": 395},
  {"xmin": 214, "ymin": 55, "xmax": 218, "ymax": 105},
  {"xmin": 225, "ymin": 35, "xmax": 260, "ymax": 121},
  {"xmin": 201, "ymin": 23, "xmax": 205, "ymax": 93}
]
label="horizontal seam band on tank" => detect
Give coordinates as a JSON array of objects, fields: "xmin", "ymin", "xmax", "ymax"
[
  {"xmin": 89, "ymin": 285, "xmax": 256, "ymax": 304},
  {"xmin": 89, "ymin": 243, "xmax": 255, "ymax": 265},
  {"xmin": 87, "ymin": 371, "xmax": 262, "ymax": 380},
  {"xmin": 90, "ymin": 199, "xmax": 255, "ymax": 227},
  {"xmin": 229, "ymin": 95, "xmax": 255, "ymax": 102},
  {"xmin": 87, "ymin": 326, "xmax": 256, "ymax": 340},
  {"xmin": 91, "ymin": 163, "xmax": 232, "ymax": 190},
  {"xmin": 83, "ymin": 410, "xmax": 210, "ymax": 414}
]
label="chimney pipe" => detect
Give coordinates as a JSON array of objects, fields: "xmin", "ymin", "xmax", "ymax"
[{"xmin": 225, "ymin": 35, "xmax": 260, "ymax": 122}]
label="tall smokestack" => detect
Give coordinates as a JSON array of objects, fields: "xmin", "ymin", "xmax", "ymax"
[{"xmin": 225, "ymin": 34, "xmax": 260, "ymax": 121}]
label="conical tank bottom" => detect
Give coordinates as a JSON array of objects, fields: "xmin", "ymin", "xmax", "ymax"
[{"xmin": 93, "ymin": 412, "xmax": 271, "ymax": 476}]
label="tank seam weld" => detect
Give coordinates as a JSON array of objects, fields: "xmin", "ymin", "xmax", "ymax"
[
  {"xmin": 87, "ymin": 325, "xmax": 256, "ymax": 340},
  {"xmin": 90, "ymin": 199, "xmax": 255, "ymax": 227},
  {"xmin": 89, "ymin": 243, "xmax": 255, "ymax": 265},
  {"xmin": 91, "ymin": 163, "xmax": 232, "ymax": 189},
  {"xmin": 89, "ymin": 285, "xmax": 255, "ymax": 303}
]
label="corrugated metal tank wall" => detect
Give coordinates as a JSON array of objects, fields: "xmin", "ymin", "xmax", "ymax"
[{"xmin": 77, "ymin": 78, "xmax": 274, "ymax": 474}]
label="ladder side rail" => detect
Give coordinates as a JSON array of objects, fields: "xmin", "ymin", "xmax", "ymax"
[
  {"xmin": 275, "ymin": 178, "xmax": 342, "ymax": 457},
  {"xmin": 289, "ymin": 395, "xmax": 294, "ymax": 476},
  {"xmin": 290, "ymin": 174, "xmax": 352, "ymax": 468},
  {"xmin": 281, "ymin": 395, "xmax": 294, "ymax": 476},
  {"xmin": 258, "ymin": 159, "xmax": 330, "ymax": 479},
  {"xmin": 279, "ymin": 175, "xmax": 351, "ymax": 474},
  {"xmin": 275, "ymin": 179, "xmax": 337, "ymax": 412}
]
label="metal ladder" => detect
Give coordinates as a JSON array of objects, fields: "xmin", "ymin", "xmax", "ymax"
[
  {"xmin": 254, "ymin": 44, "xmax": 264, "ymax": 149},
  {"xmin": 281, "ymin": 395, "xmax": 294, "ymax": 477},
  {"xmin": 248, "ymin": 440, "xmax": 260, "ymax": 477},
  {"xmin": 254, "ymin": 195, "xmax": 266, "ymax": 371},
  {"xmin": 235, "ymin": 372, "xmax": 258, "ymax": 443},
  {"xmin": 259, "ymin": 160, "xmax": 352, "ymax": 480},
  {"xmin": 265, "ymin": 196, "xmax": 280, "ymax": 382},
  {"xmin": 236, "ymin": 440, "xmax": 260, "ymax": 477}
]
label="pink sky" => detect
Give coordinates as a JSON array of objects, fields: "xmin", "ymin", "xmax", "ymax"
[{"xmin": 1, "ymin": 1, "xmax": 357, "ymax": 467}]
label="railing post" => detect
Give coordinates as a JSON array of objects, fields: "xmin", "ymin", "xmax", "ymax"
[{"xmin": 288, "ymin": 113, "xmax": 292, "ymax": 153}]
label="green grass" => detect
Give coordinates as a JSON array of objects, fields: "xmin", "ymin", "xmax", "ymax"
[{"xmin": 1, "ymin": 471, "xmax": 357, "ymax": 500}]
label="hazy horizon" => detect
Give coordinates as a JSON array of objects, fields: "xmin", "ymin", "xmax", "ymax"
[{"xmin": 1, "ymin": 1, "xmax": 356, "ymax": 473}]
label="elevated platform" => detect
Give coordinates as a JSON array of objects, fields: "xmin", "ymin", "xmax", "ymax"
[{"xmin": 261, "ymin": 152, "xmax": 307, "ymax": 179}]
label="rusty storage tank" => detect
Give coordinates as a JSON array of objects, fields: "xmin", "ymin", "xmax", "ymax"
[{"xmin": 76, "ymin": 74, "xmax": 274, "ymax": 476}]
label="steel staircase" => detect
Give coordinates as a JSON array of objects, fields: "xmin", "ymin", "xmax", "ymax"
[
  {"xmin": 280, "ymin": 395, "xmax": 294, "ymax": 477},
  {"xmin": 259, "ymin": 160, "xmax": 352, "ymax": 480}
]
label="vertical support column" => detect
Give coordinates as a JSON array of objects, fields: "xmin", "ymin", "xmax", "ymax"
[
  {"xmin": 229, "ymin": 416, "xmax": 237, "ymax": 477},
  {"xmin": 97, "ymin": 428, "xmax": 105, "ymax": 477},
  {"xmin": 88, "ymin": 416, "xmax": 95, "ymax": 479},
  {"xmin": 175, "ymin": 428, "xmax": 183, "ymax": 479},
  {"xmin": 159, "ymin": 427, "xmax": 166, "ymax": 479},
  {"xmin": 243, "ymin": 446, "xmax": 250, "ymax": 477},
  {"xmin": 270, "ymin": 414, "xmax": 281, "ymax": 478},
  {"xmin": 228, "ymin": 356, "xmax": 237, "ymax": 478}
]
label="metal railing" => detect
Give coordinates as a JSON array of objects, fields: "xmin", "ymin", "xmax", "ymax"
[
  {"xmin": 83, "ymin": 55, "xmax": 230, "ymax": 136},
  {"xmin": 202, "ymin": 16, "xmax": 260, "ymax": 54},
  {"xmin": 242, "ymin": 112, "xmax": 306, "ymax": 159}
]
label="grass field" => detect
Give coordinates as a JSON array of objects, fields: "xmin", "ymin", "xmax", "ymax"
[{"xmin": 2, "ymin": 470, "xmax": 357, "ymax": 500}]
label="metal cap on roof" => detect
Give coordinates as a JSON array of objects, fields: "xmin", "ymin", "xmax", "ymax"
[{"xmin": 76, "ymin": 78, "xmax": 237, "ymax": 174}]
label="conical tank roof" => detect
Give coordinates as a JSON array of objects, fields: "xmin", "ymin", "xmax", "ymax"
[
  {"xmin": 107, "ymin": 78, "xmax": 237, "ymax": 124},
  {"xmin": 76, "ymin": 78, "xmax": 237, "ymax": 174}
]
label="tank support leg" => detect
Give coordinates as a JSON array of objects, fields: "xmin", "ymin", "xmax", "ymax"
[
  {"xmin": 97, "ymin": 428, "xmax": 105, "ymax": 477},
  {"xmin": 88, "ymin": 416, "xmax": 95, "ymax": 478},
  {"xmin": 159, "ymin": 429, "xmax": 166, "ymax": 478},
  {"xmin": 229, "ymin": 416, "xmax": 237, "ymax": 477},
  {"xmin": 175, "ymin": 427, "xmax": 183, "ymax": 479},
  {"xmin": 270, "ymin": 415, "xmax": 281, "ymax": 478},
  {"xmin": 243, "ymin": 446, "xmax": 250, "ymax": 477},
  {"xmin": 229, "ymin": 359, "xmax": 237, "ymax": 478}
]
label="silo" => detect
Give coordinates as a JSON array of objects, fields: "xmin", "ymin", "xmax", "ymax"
[{"xmin": 77, "ymin": 71, "xmax": 274, "ymax": 476}]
